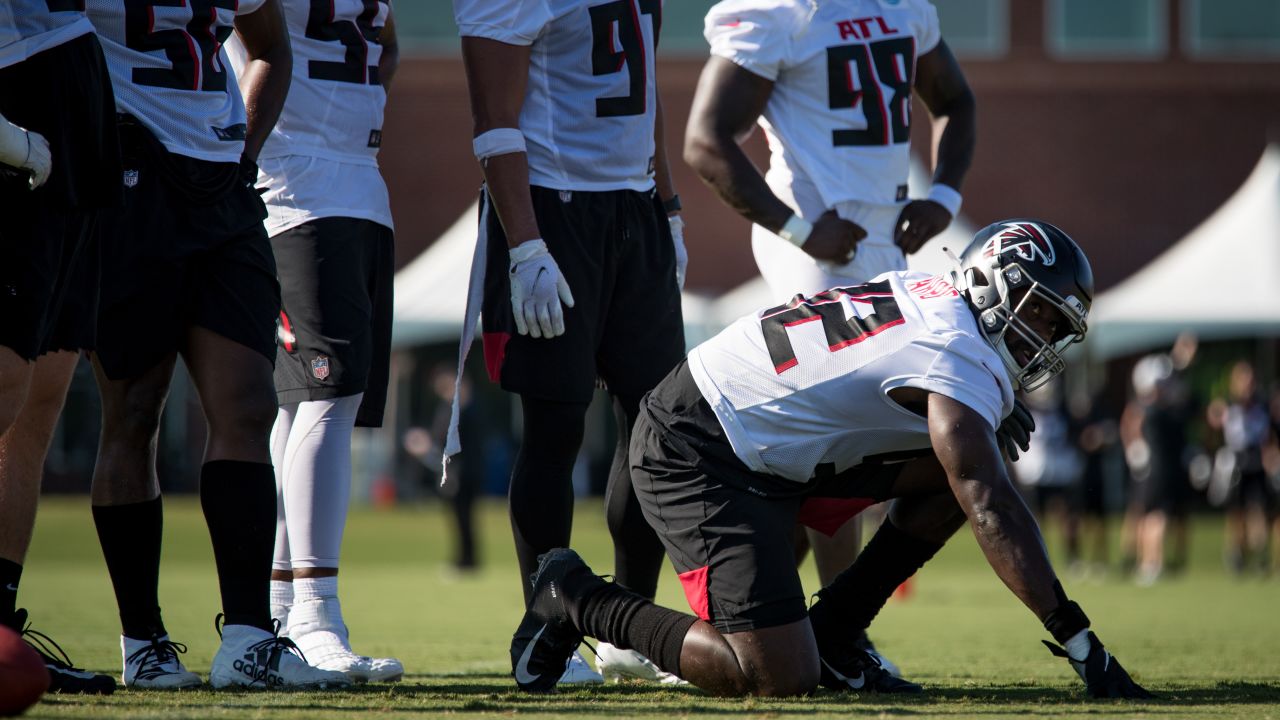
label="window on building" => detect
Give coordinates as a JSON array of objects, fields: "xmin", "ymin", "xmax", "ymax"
[
  {"xmin": 1047, "ymin": 0, "xmax": 1168, "ymax": 59},
  {"xmin": 933, "ymin": 0, "xmax": 1008, "ymax": 58},
  {"xmin": 392, "ymin": 0, "xmax": 721, "ymax": 55},
  {"xmin": 1185, "ymin": 0, "xmax": 1280, "ymax": 58}
]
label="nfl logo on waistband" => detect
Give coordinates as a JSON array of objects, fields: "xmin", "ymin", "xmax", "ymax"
[
  {"xmin": 311, "ymin": 355, "xmax": 330, "ymax": 380},
  {"xmin": 123, "ymin": 170, "xmax": 139, "ymax": 187}
]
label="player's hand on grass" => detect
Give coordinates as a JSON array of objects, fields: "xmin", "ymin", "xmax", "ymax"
[
  {"xmin": 802, "ymin": 210, "xmax": 865, "ymax": 264},
  {"xmin": 1043, "ymin": 631, "xmax": 1153, "ymax": 699},
  {"xmin": 894, "ymin": 199, "xmax": 951, "ymax": 254},
  {"xmin": 0, "ymin": 117, "xmax": 51, "ymax": 190},
  {"xmin": 669, "ymin": 214, "xmax": 688, "ymax": 290},
  {"xmin": 509, "ymin": 238, "xmax": 575, "ymax": 339},
  {"xmin": 996, "ymin": 398, "xmax": 1035, "ymax": 461}
]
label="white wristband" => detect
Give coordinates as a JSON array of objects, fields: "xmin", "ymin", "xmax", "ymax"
[
  {"xmin": 777, "ymin": 214, "xmax": 812, "ymax": 248},
  {"xmin": 473, "ymin": 128, "xmax": 526, "ymax": 162},
  {"xmin": 927, "ymin": 184, "xmax": 962, "ymax": 217}
]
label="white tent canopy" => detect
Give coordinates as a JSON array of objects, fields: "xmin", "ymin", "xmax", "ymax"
[{"xmin": 1087, "ymin": 144, "xmax": 1280, "ymax": 359}]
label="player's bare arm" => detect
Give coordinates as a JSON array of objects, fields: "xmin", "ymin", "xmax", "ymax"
[
  {"xmin": 460, "ymin": 36, "xmax": 573, "ymax": 339},
  {"xmin": 895, "ymin": 39, "xmax": 976, "ymax": 254},
  {"xmin": 684, "ymin": 57, "xmax": 863, "ymax": 263},
  {"xmin": 233, "ymin": 0, "xmax": 291, "ymax": 164},
  {"xmin": 460, "ymin": 37, "xmax": 539, "ymax": 247},
  {"xmin": 379, "ymin": 9, "xmax": 400, "ymax": 92},
  {"xmin": 927, "ymin": 392, "xmax": 1059, "ymax": 616}
]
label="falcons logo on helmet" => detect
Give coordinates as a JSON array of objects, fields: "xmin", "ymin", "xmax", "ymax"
[{"xmin": 981, "ymin": 222, "xmax": 1056, "ymax": 266}]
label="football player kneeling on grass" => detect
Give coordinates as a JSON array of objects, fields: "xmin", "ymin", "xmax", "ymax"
[{"xmin": 508, "ymin": 220, "xmax": 1152, "ymax": 699}]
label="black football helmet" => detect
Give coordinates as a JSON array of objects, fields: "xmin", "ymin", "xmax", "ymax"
[{"xmin": 948, "ymin": 219, "xmax": 1093, "ymax": 392}]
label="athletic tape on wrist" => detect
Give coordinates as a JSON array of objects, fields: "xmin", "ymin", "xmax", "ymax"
[
  {"xmin": 927, "ymin": 184, "xmax": 962, "ymax": 217},
  {"xmin": 778, "ymin": 214, "xmax": 812, "ymax": 248},
  {"xmin": 472, "ymin": 128, "xmax": 526, "ymax": 162}
]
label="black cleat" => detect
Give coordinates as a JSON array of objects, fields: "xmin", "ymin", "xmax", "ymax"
[
  {"xmin": 13, "ymin": 610, "xmax": 117, "ymax": 695},
  {"xmin": 817, "ymin": 642, "xmax": 923, "ymax": 694},
  {"xmin": 509, "ymin": 549, "xmax": 601, "ymax": 693},
  {"xmin": 1044, "ymin": 631, "xmax": 1153, "ymax": 699},
  {"xmin": 809, "ymin": 599, "xmax": 921, "ymax": 693}
]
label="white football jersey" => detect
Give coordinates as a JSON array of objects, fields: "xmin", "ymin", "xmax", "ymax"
[
  {"xmin": 0, "ymin": 1, "xmax": 93, "ymax": 68},
  {"xmin": 705, "ymin": 0, "xmax": 941, "ymax": 207},
  {"xmin": 687, "ymin": 270, "xmax": 1013, "ymax": 483},
  {"xmin": 226, "ymin": 0, "xmax": 389, "ymax": 165},
  {"xmin": 453, "ymin": 0, "xmax": 660, "ymax": 192},
  {"xmin": 87, "ymin": 0, "xmax": 267, "ymax": 162},
  {"xmin": 254, "ymin": 154, "xmax": 392, "ymax": 236}
]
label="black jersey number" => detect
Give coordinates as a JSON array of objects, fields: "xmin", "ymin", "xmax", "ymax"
[
  {"xmin": 759, "ymin": 281, "xmax": 904, "ymax": 374},
  {"xmin": 124, "ymin": 0, "xmax": 237, "ymax": 92},
  {"xmin": 827, "ymin": 36, "xmax": 915, "ymax": 147},
  {"xmin": 45, "ymin": 0, "xmax": 85, "ymax": 10},
  {"xmin": 306, "ymin": 0, "xmax": 385, "ymax": 85},
  {"xmin": 588, "ymin": 0, "xmax": 660, "ymax": 118}
]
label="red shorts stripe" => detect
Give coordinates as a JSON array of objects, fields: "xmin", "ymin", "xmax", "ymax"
[
  {"xmin": 482, "ymin": 331, "xmax": 511, "ymax": 383},
  {"xmin": 677, "ymin": 565, "xmax": 710, "ymax": 621},
  {"xmin": 797, "ymin": 497, "xmax": 876, "ymax": 538}
]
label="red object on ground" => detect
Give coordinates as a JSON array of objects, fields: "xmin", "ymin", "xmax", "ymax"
[{"xmin": 0, "ymin": 624, "xmax": 48, "ymax": 717}]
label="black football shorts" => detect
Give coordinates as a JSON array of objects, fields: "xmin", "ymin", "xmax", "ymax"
[
  {"xmin": 0, "ymin": 32, "xmax": 120, "ymax": 360},
  {"xmin": 272, "ymin": 217, "xmax": 394, "ymax": 428},
  {"xmin": 479, "ymin": 185, "xmax": 685, "ymax": 404},
  {"xmin": 631, "ymin": 360, "xmax": 901, "ymax": 633},
  {"xmin": 95, "ymin": 119, "xmax": 279, "ymax": 380}
]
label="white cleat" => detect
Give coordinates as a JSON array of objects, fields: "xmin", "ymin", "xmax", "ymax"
[
  {"xmin": 596, "ymin": 642, "xmax": 688, "ymax": 685},
  {"xmin": 287, "ymin": 597, "xmax": 404, "ymax": 683},
  {"xmin": 558, "ymin": 649, "xmax": 603, "ymax": 685},
  {"xmin": 209, "ymin": 622, "xmax": 350, "ymax": 689},
  {"xmin": 121, "ymin": 635, "xmax": 203, "ymax": 689}
]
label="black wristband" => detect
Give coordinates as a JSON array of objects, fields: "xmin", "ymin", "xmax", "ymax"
[
  {"xmin": 1043, "ymin": 581, "xmax": 1091, "ymax": 643},
  {"xmin": 662, "ymin": 194, "xmax": 682, "ymax": 214}
]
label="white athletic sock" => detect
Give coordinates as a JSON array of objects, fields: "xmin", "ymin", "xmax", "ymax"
[
  {"xmin": 279, "ymin": 395, "xmax": 363, "ymax": 570},
  {"xmin": 270, "ymin": 579, "xmax": 294, "ymax": 629},
  {"xmin": 1064, "ymin": 628, "xmax": 1092, "ymax": 661},
  {"xmin": 295, "ymin": 576, "xmax": 338, "ymax": 603}
]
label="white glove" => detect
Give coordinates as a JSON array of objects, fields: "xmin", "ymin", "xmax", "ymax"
[
  {"xmin": 669, "ymin": 214, "xmax": 688, "ymax": 290},
  {"xmin": 0, "ymin": 116, "xmax": 51, "ymax": 190},
  {"xmin": 508, "ymin": 238, "xmax": 575, "ymax": 339}
]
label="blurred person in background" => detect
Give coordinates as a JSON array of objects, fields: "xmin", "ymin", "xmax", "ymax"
[
  {"xmin": 1120, "ymin": 333, "xmax": 1198, "ymax": 585},
  {"xmin": 1012, "ymin": 379, "xmax": 1084, "ymax": 571},
  {"xmin": 1207, "ymin": 361, "xmax": 1275, "ymax": 576},
  {"xmin": 226, "ymin": 0, "xmax": 403, "ymax": 683},
  {"xmin": 451, "ymin": 0, "xmax": 688, "ymax": 684},
  {"xmin": 683, "ymin": 0, "xmax": 983, "ymax": 670},
  {"xmin": 1067, "ymin": 386, "xmax": 1121, "ymax": 576}
]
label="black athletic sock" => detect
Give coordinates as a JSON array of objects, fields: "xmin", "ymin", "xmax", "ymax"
[
  {"xmin": 200, "ymin": 460, "xmax": 275, "ymax": 631},
  {"xmin": 0, "ymin": 557, "xmax": 21, "ymax": 627},
  {"xmin": 510, "ymin": 397, "xmax": 585, "ymax": 604},
  {"xmin": 577, "ymin": 582, "xmax": 697, "ymax": 676},
  {"xmin": 810, "ymin": 519, "xmax": 944, "ymax": 639},
  {"xmin": 93, "ymin": 496, "xmax": 166, "ymax": 639},
  {"xmin": 604, "ymin": 394, "xmax": 664, "ymax": 599}
]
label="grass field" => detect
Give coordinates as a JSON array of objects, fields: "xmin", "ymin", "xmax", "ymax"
[{"xmin": 15, "ymin": 496, "xmax": 1280, "ymax": 719}]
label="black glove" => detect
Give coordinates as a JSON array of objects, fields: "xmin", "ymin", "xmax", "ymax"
[
  {"xmin": 1043, "ymin": 632, "xmax": 1153, "ymax": 699},
  {"xmin": 996, "ymin": 398, "xmax": 1034, "ymax": 461}
]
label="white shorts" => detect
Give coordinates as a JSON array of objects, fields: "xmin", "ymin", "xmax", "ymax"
[{"xmin": 751, "ymin": 200, "xmax": 907, "ymax": 302}]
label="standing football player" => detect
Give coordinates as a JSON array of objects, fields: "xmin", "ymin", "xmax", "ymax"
[
  {"xmin": 450, "ymin": 0, "xmax": 687, "ymax": 684},
  {"xmin": 684, "ymin": 0, "xmax": 979, "ymax": 663},
  {"xmin": 508, "ymin": 220, "xmax": 1152, "ymax": 700},
  {"xmin": 226, "ymin": 0, "xmax": 403, "ymax": 683},
  {"xmin": 0, "ymin": 1, "xmax": 122, "ymax": 694},
  {"xmin": 83, "ymin": 0, "xmax": 348, "ymax": 689}
]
